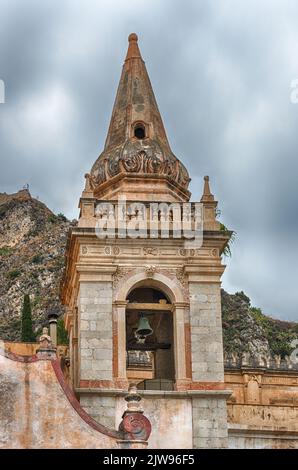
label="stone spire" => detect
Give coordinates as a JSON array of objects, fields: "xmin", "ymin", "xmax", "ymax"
[
  {"xmin": 88, "ymin": 34, "xmax": 190, "ymax": 202},
  {"xmin": 104, "ymin": 32, "xmax": 170, "ymax": 153},
  {"xmin": 125, "ymin": 32, "xmax": 142, "ymax": 61},
  {"xmin": 201, "ymin": 176, "xmax": 214, "ymax": 202},
  {"xmin": 200, "ymin": 176, "xmax": 220, "ymax": 230}
]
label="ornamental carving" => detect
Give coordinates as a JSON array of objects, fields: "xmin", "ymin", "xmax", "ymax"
[
  {"xmin": 145, "ymin": 265, "xmax": 156, "ymax": 278},
  {"xmin": 112, "ymin": 267, "xmax": 133, "ymax": 289},
  {"xmin": 143, "ymin": 247, "xmax": 158, "ymax": 256},
  {"xmin": 90, "ymin": 138, "xmax": 190, "ymax": 190},
  {"xmin": 175, "ymin": 267, "xmax": 188, "ymax": 288},
  {"xmin": 119, "ymin": 413, "xmax": 151, "ymax": 441},
  {"xmin": 113, "ymin": 246, "xmax": 120, "ymax": 255},
  {"xmin": 112, "ymin": 266, "xmax": 189, "ymax": 303}
]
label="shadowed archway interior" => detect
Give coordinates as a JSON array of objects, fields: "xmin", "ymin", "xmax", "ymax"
[{"xmin": 126, "ymin": 286, "xmax": 175, "ymax": 389}]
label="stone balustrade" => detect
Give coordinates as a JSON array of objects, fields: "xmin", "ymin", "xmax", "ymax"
[{"xmin": 224, "ymin": 352, "xmax": 298, "ymax": 370}]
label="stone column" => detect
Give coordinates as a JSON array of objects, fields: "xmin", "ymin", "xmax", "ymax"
[
  {"xmin": 186, "ymin": 266, "xmax": 230, "ymax": 448},
  {"xmin": 114, "ymin": 301, "xmax": 128, "ymax": 380},
  {"xmin": 77, "ymin": 266, "xmax": 118, "ymax": 428},
  {"xmin": 78, "ymin": 280, "xmax": 113, "ymax": 382},
  {"xmin": 187, "ymin": 274, "xmax": 224, "ymax": 383},
  {"xmin": 48, "ymin": 313, "xmax": 58, "ymax": 347},
  {"xmin": 173, "ymin": 302, "xmax": 188, "ymax": 384},
  {"xmin": 192, "ymin": 391, "xmax": 231, "ymax": 448}
]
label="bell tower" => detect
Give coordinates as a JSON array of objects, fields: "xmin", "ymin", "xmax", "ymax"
[{"xmin": 61, "ymin": 34, "xmax": 232, "ymax": 449}]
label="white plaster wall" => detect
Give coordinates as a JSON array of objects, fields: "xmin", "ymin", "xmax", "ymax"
[{"xmin": 115, "ymin": 396, "xmax": 193, "ymax": 449}]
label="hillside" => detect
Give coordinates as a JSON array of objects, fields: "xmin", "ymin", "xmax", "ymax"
[
  {"xmin": 221, "ymin": 289, "xmax": 298, "ymax": 357},
  {"xmin": 0, "ymin": 189, "xmax": 74, "ymax": 340},
  {"xmin": 0, "ymin": 189, "xmax": 297, "ymax": 356}
]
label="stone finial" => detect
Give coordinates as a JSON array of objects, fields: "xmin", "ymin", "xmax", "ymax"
[
  {"xmin": 39, "ymin": 327, "xmax": 52, "ymax": 347},
  {"xmin": 84, "ymin": 173, "xmax": 92, "ymax": 191},
  {"xmin": 118, "ymin": 383, "xmax": 151, "ymax": 444},
  {"xmin": 200, "ymin": 176, "xmax": 220, "ymax": 230},
  {"xmin": 81, "ymin": 173, "xmax": 94, "ymax": 198},
  {"xmin": 37, "ymin": 327, "xmax": 56, "ymax": 359},
  {"xmin": 125, "ymin": 33, "xmax": 143, "ymax": 61},
  {"xmin": 125, "ymin": 384, "xmax": 143, "ymax": 412},
  {"xmin": 200, "ymin": 176, "xmax": 215, "ymax": 202}
]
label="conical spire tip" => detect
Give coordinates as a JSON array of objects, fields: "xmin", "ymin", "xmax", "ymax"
[
  {"xmin": 128, "ymin": 33, "xmax": 138, "ymax": 42},
  {"xmin": 201, "ymin": 175, "xmax": 214, "ymax": 202},
  {"xmin": 125, "ymin": 33, "xmax": 142, "ymax": 61}
]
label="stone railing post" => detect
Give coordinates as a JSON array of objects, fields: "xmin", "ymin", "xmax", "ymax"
[
  {"xmin": 36, "ymin": 327, "xmax": 57, "ymax": 360},
  {"xmin": 118, "ymin": 384, "xmax": 151, "ymax": 449}
]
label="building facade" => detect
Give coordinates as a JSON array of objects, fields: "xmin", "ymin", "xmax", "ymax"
[
  {"xmin": 60, "ymin": 33, "xmax": 232, "ymax": 449},
  {"xmin": 0, "ymin": 34, "xmax": 297, "ymax": 449}
]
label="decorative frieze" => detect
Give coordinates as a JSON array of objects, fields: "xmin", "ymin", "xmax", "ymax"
[{"xmin": 80, "ymin": 243, "xmax": 218, "ymax": 259}]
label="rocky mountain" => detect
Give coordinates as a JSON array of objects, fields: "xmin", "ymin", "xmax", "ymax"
[
  {"xmin": 221, "ymin": 290, "xmax": 298, "ymax": 357},
  {"xmin": 0, "ymin": 189, "xmax": 297, "ymax": 356},
  {"xmin": 0, "ymin": 189, "xmax": 75, "ymax": 340}
]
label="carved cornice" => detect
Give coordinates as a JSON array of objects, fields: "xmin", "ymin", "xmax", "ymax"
[
  {"xmin": 90, "ymin": 140, "xmax": 190, "ymax": 194},
  {"xmin": 112, "ymin": 266, "xmax": 189, "ymax": 302}
]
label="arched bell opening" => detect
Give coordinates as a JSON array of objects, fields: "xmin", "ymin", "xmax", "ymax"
[{"xmin": 125, "ymin": 286, "xmax": 175, "ymax": 390}]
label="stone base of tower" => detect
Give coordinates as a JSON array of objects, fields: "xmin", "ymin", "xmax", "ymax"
[
  {"xmin": 77, "ymin": 389, "xmax": 230, "ymax": 449},
  {"xmin": 192, "ymin": 395, "xmax": 229, "ymax": 448},
  {"xmin": 80, "ymin": 395, "xmax": 117, "ymax": 429}
]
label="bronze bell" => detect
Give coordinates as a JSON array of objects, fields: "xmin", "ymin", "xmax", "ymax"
[{"xmin": 136, "ymin": 313, "xmax": 153, "ymax": 339}]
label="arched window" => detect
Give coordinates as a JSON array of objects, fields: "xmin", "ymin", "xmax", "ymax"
[
  {"xmin": 133, "ymin": 123, "xmax": 146, "ymax": 139},
  {"xmin": 126, "ymin": 287, "xmax": 175, "ymax": 390}
]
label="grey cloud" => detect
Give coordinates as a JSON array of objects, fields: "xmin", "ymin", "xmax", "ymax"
[{"xmin": 0, "ymin": 0, "xmax": 297, "ymax": 319}]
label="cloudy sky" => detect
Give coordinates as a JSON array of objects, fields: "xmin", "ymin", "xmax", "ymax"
[{"xmin": 0, "ymin": 0, "xmax": 297, "ymax": 321}]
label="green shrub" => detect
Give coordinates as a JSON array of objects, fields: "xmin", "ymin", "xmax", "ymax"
[
  {"xmin": 6, "ymin": 269, "xmax": 21, "ymax": 280},
  {"xmin": 220, "ymin": 223, "xmax": 236, "ymax": 257},
  {"xmin": 31, "ymin": 254, "xmax": 43, "ymax": 264},
  {"xmin": 250, "ymin": 306, "xmax": 297, "ymax": 358},
  {"xmin": 55, "ymin": 256, "xmax": 65, "ymax": 269},
  {"xmin": 0, "ymin": 246, "xmax": 13, "ymax": 257},
  {"xmin": 47, "ymin": 214, "xmax": 58, "ymax": 224},
  {"xmin": 57, "ymin": 212, "xmax": 67, "ymax": 222},
  {"xmin": 32, "ymin": 293, "xmax": 41, "ymax": 307}
]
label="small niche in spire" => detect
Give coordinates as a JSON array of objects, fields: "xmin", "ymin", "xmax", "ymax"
[{"xmin": 134, "ymin": 123, "xmax": 146, "ymax": 139}]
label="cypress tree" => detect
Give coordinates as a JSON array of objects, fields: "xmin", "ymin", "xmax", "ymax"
[
  {"xmin": 57, "ymin": 317, "xmax": 69, "ymax": 345},
  {"xmin": 21, "ymin": 294, "xmax": 35, "ymax": 342}
]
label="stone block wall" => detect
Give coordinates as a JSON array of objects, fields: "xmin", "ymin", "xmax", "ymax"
[
  {"xmin": 189, "ymin": 283, "xmax": 224, "ymax": 382},
  {"xmin": 115, "ymin": 395, "xmax": 193, "ymax": 449},
  {"xmin": 79, "ymin": 395, "xmax": 116, "ymax": 429},
  {"xmin": 78, "ymin": 282, "xmax": 113, "ymax": 381},
  {"xmin": 192, "ymin": 396, "xmax": 228, "ymax": 448}
]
